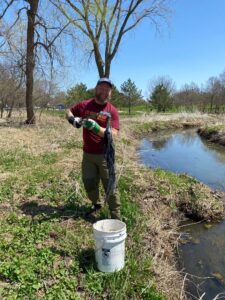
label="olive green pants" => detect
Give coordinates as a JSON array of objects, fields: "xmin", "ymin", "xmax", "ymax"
[{"xmin": 82, "ymin": 152, "xmax": 120, "ymax": 219}]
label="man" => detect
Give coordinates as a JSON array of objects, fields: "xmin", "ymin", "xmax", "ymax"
[{"xmin": 66, "ymin": 78, "xmax": 120, "ymax": 219}]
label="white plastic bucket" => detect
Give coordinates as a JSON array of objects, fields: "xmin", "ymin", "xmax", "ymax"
[{"xmin": 93, "ymin": 219, "xmax": 127, "ymax": 272}]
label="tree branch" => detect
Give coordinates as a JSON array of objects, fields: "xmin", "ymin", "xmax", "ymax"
[
  {"xmin": 49, "ymin": 0, "xmax": 89, "ymax": 37},
  {"xmin": 0, "ymin": 0, "xmax": 15, "ymax": 19},
  {"xmin": 65, "ymin": 0, "xmax": 85, "ymax": 19},
  {"xmin": 9, "ymin": 7, "xmax": 27, "ymax": 30},
  {"xmin": 108, "ymin": 0, "xmax": 122, "ymax": 55},
  {"xmin": 111, "ymin": 0, "xmax": 142, "ymax": 60}
]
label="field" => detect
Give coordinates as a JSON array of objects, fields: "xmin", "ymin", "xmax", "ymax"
[{"xmin": 0, "ymin": 112, "xmax": 224, "ymax": 299}]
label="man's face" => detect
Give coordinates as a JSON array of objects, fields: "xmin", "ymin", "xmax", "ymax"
[{"xmin": 95, "ymin": 83, "xmax": 112, "ymax": 103}]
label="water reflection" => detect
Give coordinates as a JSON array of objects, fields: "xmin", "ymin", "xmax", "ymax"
[
  {"xmin": 151, "ymin": 138, "xmax": 169, "ymax": 150},
  {"xmin": 139, "ymin": 129, "xmax": 225, "ymax": 191},
  {"xmin": 180, "ymin": 221, "xmax": 225, "ymax": 299},
  {"xmin": 138, "ymin": 129, "xmax": 225, "ymax": 299}
]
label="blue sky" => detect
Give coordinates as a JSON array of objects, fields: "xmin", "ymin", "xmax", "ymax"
[{"xmin": 63, "ymin": 0, "xmax": 225, "ymax": 97}]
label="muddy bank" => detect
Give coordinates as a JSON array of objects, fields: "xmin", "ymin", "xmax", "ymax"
[
  {"xmin": 197, "ymin": 125, "xmax": 225, "ymax": 146},
  {"xmin": 127, "ymin": 166, "xmax": 225, "ymax": 299}
]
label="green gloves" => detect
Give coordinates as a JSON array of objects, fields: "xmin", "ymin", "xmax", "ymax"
[{"xmin": 83, "ymin": 118, "xmax": 100, "ymax": 134}]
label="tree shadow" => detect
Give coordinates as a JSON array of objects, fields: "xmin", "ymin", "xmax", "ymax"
[
  {"xmin": 20, "ymin": 201, "xmax": 102, "ymax": 273},
  {"xmin": 19, "ymin": 200, "xmax": 98, "ymax": 224},
  {"xmin": 0, "ymin": 120, "xmax": 31, "ymax": 128},
  {"xmin": 78, "ymin": 248, "xmax": 97, "ymax": 272},
  {"xmin": 49, "ymin": 245, "xmax": 98, "ymax": 273}
]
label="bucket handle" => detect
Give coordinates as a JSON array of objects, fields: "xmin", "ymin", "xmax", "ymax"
[{"xmin": 94, "ymin": 233, "xmax": 127, "ymax": 245}]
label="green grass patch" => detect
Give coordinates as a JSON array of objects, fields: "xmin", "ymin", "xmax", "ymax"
[
  {"xmin": 0, "ymin": 149, "xmax": 35, "ymax": 172},
  {"xmin": 152, "ymin": 168, "xmax": 222, "ymax": 220},
  {"xmin": 0, "ymin": 176, "xmax": 18, "ymax": 203},
  {"xmin": 0, "ymin": 149, "xmax": 58, "ymax": 172},
  {"xmin": 120, "ymin": 138, "xmax": 132, "ymax": 146},
  {"xmin": 0, "ymin": 214, "xmax": 81, "ymax": 299},
  {"xmin": 43, "ymin": 109, "xmax": 66, "ymax": 118},
  {"xmin": 0, "ymin": 170, "xmax": 165, "ymax": 299},
  {"xmin": 135, "ymin": 121, "xmax": 170, "ymax": 136},
  {"xmin": 41, "ymin": 153, "xmax": 58, "ymax": 165},
  {"xmin": 0, "ymin": 123, "xmax": 167, "ymax": 299},
  {"xmin": 23, "ymin": 167, "xmax": 60, "ymax": 197},
  {"xmin": 154, "ymin": 168, "xmax": 197, "ymax": 189},
  {"xmin": 39, "ymin": 179, "xmax": 81, "ymax": 205},
  {"xmin": 27, "ymin": 167, "xmax": 59, "ymax": 184},
  {"xmin": 119, "ymin": 174, "xmax": 140, "ymax": 230},
  {"xmin": 76, "ymin": 171, "xmax": 165, "ymax": 300},
  {"xmin": 62, "ymin": 140, "xmax": 83, "ymax": 150},
  {"xmin": 153, "ymin": 168, "xmax": 198, "ymax": 201},
  {"xmin": 83, "ymin": 253, "xmax": 164, "ymax": 300}
]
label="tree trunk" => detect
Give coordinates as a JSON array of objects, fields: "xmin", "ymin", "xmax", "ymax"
[
  {"xmin": 25, "ymin": 0, "xmax": 39, "ymax": 124},
  {"xmin": 105, "ymin": 59, "xmax": 111, "ymax": 78},
  {"xmin": 128, "ymin": 97, "xmax": 131, "ymax": 115},
  {"xmin": 93, "ymin": 43, "xmax": 104, "ymax": 78},
  {"xmin": 0, "ymin": 107, "xmax": 3, "ymax": 118},
  {"xmin": 7, "ymin": 99, "xmax": 15, "ymax": 118},
  {"xmin": 210, "ymin": 95, "xmax": 213, "ymax": 113}
]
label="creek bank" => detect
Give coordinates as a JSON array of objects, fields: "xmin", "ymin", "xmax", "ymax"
[
  {"xmin": 133, "ymin": 118, "xmax": 208, "ymax": 138},
  {"xmin": 126, "ymin": 115, "xmax": 225, "ymax": 298},
  {"xmin": 126, "ymin": 155, "xmax": 225, "ymax": 299},
  {"xmin": 197, "ymin": 125, "xmax": 225, "ymax": 146},
  {"xmin": 130, "ymin": 116, "xmax": 225, "ymax": 221}
]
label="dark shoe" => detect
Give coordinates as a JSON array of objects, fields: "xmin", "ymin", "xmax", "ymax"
[
  {"xmin": 110, "ymin": 211, "xmax": 121, "ymax": 220},
  {"xmin": 85, "ymin": 204, "xmax": 102, "ymax": 218}
]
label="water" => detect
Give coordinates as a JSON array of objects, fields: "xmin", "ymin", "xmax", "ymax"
[
  {"xmin": 139, "ymin": 129, "xmax": 225, "ymax": 191},
  {"xmin": 138, "ymin": 129, "xmax": 225, "ymax": 299}
]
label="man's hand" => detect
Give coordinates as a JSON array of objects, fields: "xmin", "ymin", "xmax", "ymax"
[
  {"xmin": 68, "ymin": 116, "xmax": 82, "ymax": 128},
  {"xmin": 83, "ymin": 118, "xmax": 100, "ymax": 134}
]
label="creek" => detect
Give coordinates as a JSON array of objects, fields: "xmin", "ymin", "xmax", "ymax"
[{"xmin": 138, "ymin": 129, "xmax": 225, "ymax": 299}]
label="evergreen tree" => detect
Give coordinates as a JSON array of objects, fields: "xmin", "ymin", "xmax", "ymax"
[
  {"xmin": 109, "ymin": 85, "xmax": 126, "ymax": 109},
  {"xmin": 66, "ymin": 83, "xmax": 91, "ymax": 106},
  {"xmin": 120, "ymin": 78, "xmax": 143, "ymax": 114},
  {"xmin": 151, "ymin": 84, "xmax": 173, "ymax": 112}
]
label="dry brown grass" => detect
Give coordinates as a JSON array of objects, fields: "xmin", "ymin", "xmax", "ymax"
[
  {"xmin": 121, "ymin": 111, "xmax": 217, "ymax": 123},
  {"xmin": 0, "ymin": 112, "xmax": 81, "ymax": 155},
  {"xmin": 120, "ymin": 162, "xmax": 185, "ymax": 298},
  {"xmin": 198, "ymin": 121, "xmax": 225, "ymax": 147}
]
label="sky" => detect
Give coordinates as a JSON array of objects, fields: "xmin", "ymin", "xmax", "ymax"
[{"xmin": 61, "ymin": 0, "xmax": 225, "ymax": 98}]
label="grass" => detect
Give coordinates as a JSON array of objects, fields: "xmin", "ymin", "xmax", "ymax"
[
  {"xmin": 0, "ymin": 111, "xmax": 224, "ymax": 299},
  {"xmin": 152, "ymin": 168, "xmax": 224, "ymax": 221},
  {"xmin": 0, "ymin": 120, "xmax": 164, "ymax": 299},
  {"xmin": 197, "ymin": 121, "xmax": 225, "ymax": 146},
  {"xmin": 0, "ymin": 168, "xmax": 164, "ymax": 299}
]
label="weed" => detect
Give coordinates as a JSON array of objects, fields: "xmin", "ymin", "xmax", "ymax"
[
  {"xmin": 0, "ymin": 149, "xmax": 35, "ymax": 172},
  {"xmin": 41, "ymin": 153, "xmax": 58, "ymax": 165},
  {"xmin": 63, "ymin": 140, "xmax": 83, "ymax": 150},
  {"xmin": 0, "ymin": 181, "xmax": 13, "ymax": 203}
]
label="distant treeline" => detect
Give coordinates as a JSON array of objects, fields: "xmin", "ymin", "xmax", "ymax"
[{"xmin": 1, "ymin": 62, "xmax": 225, "ymax": 117}]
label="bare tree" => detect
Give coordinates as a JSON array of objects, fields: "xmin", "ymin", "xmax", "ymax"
[
  {"xmin": 52, "ymin": 0, "xmax": 171, "ymax": 77},
  {"xmin": 33, "ymin": 79, "xmax": 60, "ymax": 108},
  {"xmin": 206, "ymin": 76, "xmax": 224, "ymax": 113},
  {"xmin": 148, "ymin": 75, "xmax": 175, "ymax": 96},
  {"xmin": 0, "ymin": 62, "xmax": 23, "ymax": 118},
  {"xmin": 23, "ymin": 0, "xmax": 39, "ymax": 124},
  {"xmin": 0, "ymin": 0, "xmax": 70, "ymax": 124}
]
